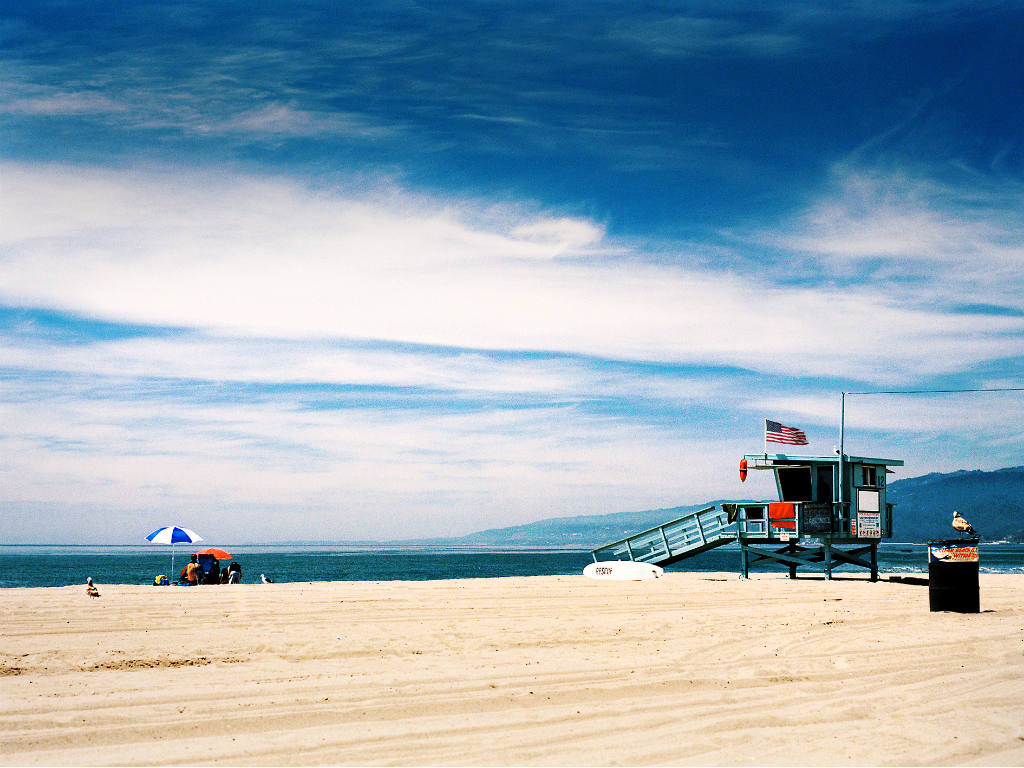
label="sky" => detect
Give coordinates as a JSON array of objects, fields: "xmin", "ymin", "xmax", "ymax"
[{"xmin": 1, "ymin": 0, "xmax": 1022, "ymax": 544}]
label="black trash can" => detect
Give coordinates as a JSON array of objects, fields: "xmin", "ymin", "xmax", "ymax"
[{"xmin": 928, "ymin": 539, "xmax": 980, "ymax": 613}]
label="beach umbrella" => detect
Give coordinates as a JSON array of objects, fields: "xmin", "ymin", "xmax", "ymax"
[
  {"xmin": 146, "ymin": 526, "xmax": 203, "ymax": 576},
  {"xmin": 197, "ymin": 547, "xmax": 231, "ymax": 560}
]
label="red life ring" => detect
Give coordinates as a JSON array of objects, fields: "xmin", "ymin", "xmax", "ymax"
[{"xmin": 739, "ymin": 457, "xmax": 748, "ymax": 482}]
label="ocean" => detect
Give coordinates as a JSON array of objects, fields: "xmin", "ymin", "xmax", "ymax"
[{"xmin": 1, "ymin": 542, "xmax": 1022, "ymax": 589}]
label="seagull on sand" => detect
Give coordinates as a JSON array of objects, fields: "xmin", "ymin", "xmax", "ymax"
[
  {"xmin": 260, "ymin": 573, "xmax": 274, "ymax": 583},
  {"xmin": 86, "ymin": 577, "xmax": 100, "ymax": 598},
  {"xmin": 952, "ymin": 511, "xmax": 977, "ymax": 537}
]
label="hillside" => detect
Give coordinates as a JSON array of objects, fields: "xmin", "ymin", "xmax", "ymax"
[
  {"xmin": 887, "ymin": 466, "xmax": 1024, "ymax": 542},
  {"xmin": 441, "ymin": 501, "xmax": 724, "ymax": 549},
  {"xmin": 432, "ymin": 466, "xmax": 1024, "ymax": 548}
]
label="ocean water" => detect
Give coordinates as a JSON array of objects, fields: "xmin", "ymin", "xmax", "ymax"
[{"xmin": 1, "ymin": 542, "xmax": 1021, "ymax": 589}]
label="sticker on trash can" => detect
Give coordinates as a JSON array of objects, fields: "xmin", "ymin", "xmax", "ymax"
[{"xmin": 929, "ymin": 544, "xmax": 979, "ymax": 563}]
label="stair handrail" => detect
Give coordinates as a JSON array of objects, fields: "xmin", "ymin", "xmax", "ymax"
[{"xmin": 591, "ymin": 505, "xmax": 718, "ymax": 560}]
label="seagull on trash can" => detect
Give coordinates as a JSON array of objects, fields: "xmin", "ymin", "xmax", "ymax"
[
  {"xmin": 260, "ymin": 573, "xmax": 274, "ymax": 583},
  {"xmin": 86, "ymin": 577, "xmax": 100, "ymax": 598},
  {"xmin": 952, "ymin": 511, "xmax": 977, "ymax": 537}
]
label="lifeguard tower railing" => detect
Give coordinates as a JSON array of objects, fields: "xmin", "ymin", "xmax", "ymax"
[
  {"xmin": 725, "ymin": 500, "xmax": 894, "ymax": 540},
  {"xmin": 591, "ymin": 506, "xmax": 730, "ymax": 566}
]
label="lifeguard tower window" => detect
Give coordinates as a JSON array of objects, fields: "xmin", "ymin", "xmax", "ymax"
[
  {"xmin": 816, "ymin": 465, "xmax": 834, "ymax": 503},
  {"xmin": 861, "ymin": 466, "xmax": 878, "ymax": 487},
  {"xmin": 777, "ymin": 466, "xmax": 812, "ymax": 502}
]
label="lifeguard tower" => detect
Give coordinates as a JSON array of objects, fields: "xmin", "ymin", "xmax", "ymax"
[{"xmin": 591, "ymin": 452, "xmax": 904, "ymax": 580}]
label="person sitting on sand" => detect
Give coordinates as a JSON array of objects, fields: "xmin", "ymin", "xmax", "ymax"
[
  {"xmin": 202, "ymin": 557, "xmax": 220, "ymax": 584},
  {"xmin": 227, "ymin": 561, "xmax": 242, "ymax": 584},
  {"xmin": 178, "ymin": 554, "xmax": 200, "ymax": 586}
]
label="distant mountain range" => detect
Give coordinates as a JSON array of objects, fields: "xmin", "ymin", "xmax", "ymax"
[
  {"xmin": 419, "ymin": 466, "xmax": 1024, "ymax": 548},
  {"xmin": 422, "ymin": 501, "xmax": 724, "ymax": 549},
  {"xmin": 886, "ymin": 466, "xmax": 1024, "ymax": 542}
]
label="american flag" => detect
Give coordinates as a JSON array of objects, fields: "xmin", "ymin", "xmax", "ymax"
[{"xmin": 765, "ymin": 419, "xmax": 808, "ymax": 445}]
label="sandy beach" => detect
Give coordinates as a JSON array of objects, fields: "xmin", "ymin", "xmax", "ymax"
[{"xmin": 2, "ymin": 572, "xmax": 1023, "ymax": 766}]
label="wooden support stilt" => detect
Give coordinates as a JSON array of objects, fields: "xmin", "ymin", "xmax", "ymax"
[{"xmin": 736, "ymin": 540, "xmax": 880, "ymax": 579}]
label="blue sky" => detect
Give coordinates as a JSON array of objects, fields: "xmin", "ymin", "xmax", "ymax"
[{"xmin": 1, "ymin": 1, "xmax": 1022, "ymax": 544}]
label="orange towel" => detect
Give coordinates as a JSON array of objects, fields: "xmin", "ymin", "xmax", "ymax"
[{"xmin": 768, "ymin": 502, "xmax": 796, "ymax": 530}]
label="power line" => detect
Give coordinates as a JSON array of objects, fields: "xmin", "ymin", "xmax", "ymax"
[
  {"xmin": 843, "ymin": 387, "xmax": 1024, "ymax": 396},
  {"xmin": 834, "ymin": 384, "xmax": 1023, "ymax": 507}
]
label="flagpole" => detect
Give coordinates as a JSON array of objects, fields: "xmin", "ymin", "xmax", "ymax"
[{"xmin": 838, "ymin": 391, "xmax": 846, "ymax": 516}]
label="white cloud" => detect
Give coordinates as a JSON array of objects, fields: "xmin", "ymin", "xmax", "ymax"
[
  {"xmin": 3, "ymin": 351, "xmax": 1015, "ymax": 542},
  {"xmin": 0, "ymin": 332, "xmax": 731, "ymax": 406},
  {"xmin": 2, "ymin": 163, "xmax": 1020, "ymax": 385},
  {"xmin": 172, "ymin": 102, "xmax": 395, "ymax": 139},
  {"xmin": 611, "ymin": 16, "xmax": 803, "ymax": 58},
  {"xmin": 762, "ymin": 167, "xmax": 1024, "ymax": 309},
  {"xmin": 0, "ymin": 377, "xmax": 757, "ymax": 542},
  {"xmin": 509, "ymin": 217, "xmax": 605, "ymax": 256},
  {"xmin": 0, "ymin": 60, "xmax": 396, "ymax": 141},
  {"xmin": 1, "ymin": 162, "xmax": 1022, "ymax": 542},
  {"xmin": 2, "ymin": 91, "xmax": 127, "ymax": 116}
]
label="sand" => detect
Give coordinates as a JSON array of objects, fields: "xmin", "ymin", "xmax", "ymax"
[{"xmin": 1, "ymin": 572, "xmax": 1023, "ymax": 766}]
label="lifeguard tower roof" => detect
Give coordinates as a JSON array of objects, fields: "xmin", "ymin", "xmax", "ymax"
[{"xmin": 745, "ymin": 453, "xmax": 903, "ymax": 467}]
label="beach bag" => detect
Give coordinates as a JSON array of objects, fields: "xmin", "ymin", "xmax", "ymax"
[{"xmin": 154, "ymin": 574, "xmax": 169, "ymax": 586}]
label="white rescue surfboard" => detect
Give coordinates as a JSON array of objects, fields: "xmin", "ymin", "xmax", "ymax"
[{"xmin": 583, "ymin": 561, "xmax": 663, "ymax": 581}]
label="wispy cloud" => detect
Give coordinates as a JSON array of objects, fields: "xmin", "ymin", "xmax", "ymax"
[
  {"xmin": 163, "ymin": 103, "xmax": 397, "ymax": 139},
  {"xmin": 1, "ymin": 1, "xmax": 1022, "ymax": 543},
  {"xmin": 0, "ymin": 365, "xmax": 765, "ymax": 541},
  {"xmin": 610, "ymin": 15, "xmax": 803, "ymax": 58},
  {"xmin": 759, "ymin": 165, "xmax": 1024, "ymax": 311},
  {"xmin": 1, "ymin": 162, "xmax": 1020, "ymax": 384},
  {"xmin": 2, "ymin": 91, "xmax": 127, "ymax": 117}
]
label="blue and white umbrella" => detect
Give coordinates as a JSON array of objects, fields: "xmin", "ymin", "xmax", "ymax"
[{"xmin": 146, "ymin": 526, "xmax": 203, "ymax": 576}]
